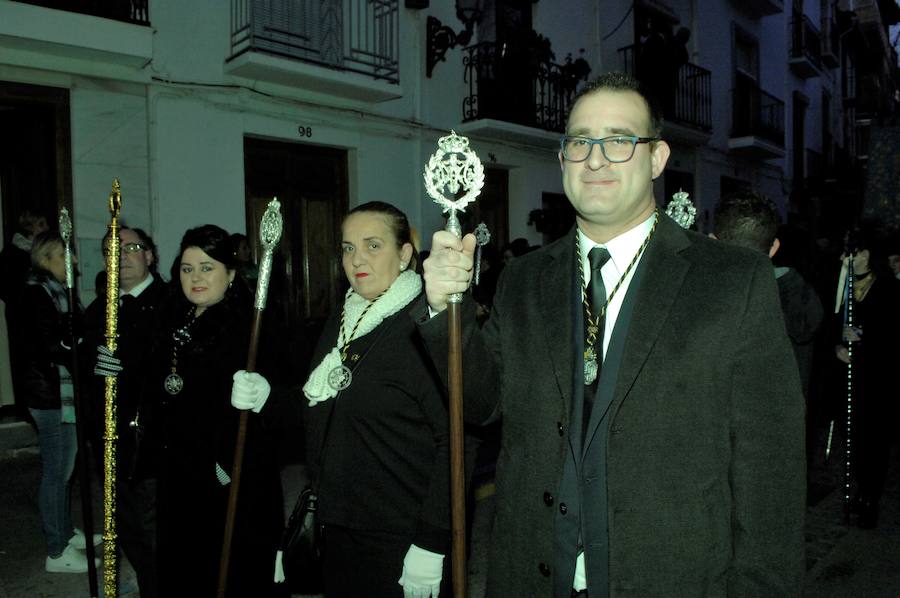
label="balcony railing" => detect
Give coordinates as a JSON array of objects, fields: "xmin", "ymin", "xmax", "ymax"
[
  {"xmin": 790, "ymin": 13, "xmax": 822, "ymax": 74},
  {"xmin": 230, "ymin": 0, "xmax": 399, "ymax": 84},
  {"xmin": 13, "ymin": 0, "xmax": 149, "ymax": 25},
  {"xmin": 820, "ymin": 16, "xmax": 839, "ymax": 68},
  {"xmin": 618, "ymin": 44, "xmax": 712, "ymax": 131},
  {"xmin": 461, "ymin": 42, "xmax": 585, "ymax": 133},
  {"xmin": 731, "ymin": 73, "xmax": 784, "ymax": 146}
]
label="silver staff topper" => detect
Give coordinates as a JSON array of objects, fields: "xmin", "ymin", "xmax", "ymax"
[
  {"xmin": 423, "ymin": 131, "xmax": 485, "ymax": 303},
  {"xmin": 58, "ymin": 207, "xmax": 75, "ymax": 290},
  {"xmin": 254, "ymin": 198, "xmax": 283, "ymax": 311}
]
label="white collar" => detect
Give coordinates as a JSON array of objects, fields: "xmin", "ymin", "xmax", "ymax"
[
  {"xmin": 576, "ymin": 213, "xmax": 656, "ymax": 277},
  {"xmin": 121, "ymin": 273, "xmax": 154, "ymax": 298}
]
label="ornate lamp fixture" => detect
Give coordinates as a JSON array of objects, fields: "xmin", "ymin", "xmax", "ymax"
[{"xmin": 426, "ymin": 0, "xmax": 483, "ymax": 78}]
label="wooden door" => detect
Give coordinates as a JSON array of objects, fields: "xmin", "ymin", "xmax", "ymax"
[{"xmin": 243, "ymin": 137, "xmax": 347, "ymax": 385}]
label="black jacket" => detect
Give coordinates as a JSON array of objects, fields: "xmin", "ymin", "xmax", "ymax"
[
  {"xmin": 19, "ymin": 271, "xmax": 72, "ymax": 410},
  {"xmin": 83, "ymin": 275, "xmax": 170, "ymax": 479}
]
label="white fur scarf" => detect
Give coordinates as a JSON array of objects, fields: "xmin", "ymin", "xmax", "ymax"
[{"xmin": 302, "ymin": 270, "xmax": 422, "ymax": 406}]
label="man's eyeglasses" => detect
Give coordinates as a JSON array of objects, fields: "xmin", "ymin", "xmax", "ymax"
[
  {"xmin": 103, "ymin": 243, "xmax": 146, "ymax": 256},
  {"xmin": 559, "ymin": 135, "xmax": 660, "ymax": 163}
]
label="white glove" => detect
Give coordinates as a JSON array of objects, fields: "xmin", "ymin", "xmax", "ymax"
[
  {"xmin": 230, "ymin": 370, "xmax": 270, "ymax": 413},
  {"xmin": 398, "ymin": 544, "xmax": 444, "ymax": 598}
]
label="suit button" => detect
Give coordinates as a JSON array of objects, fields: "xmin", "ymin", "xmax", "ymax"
[
  {"xmin": 557, "ymin": 422, "xmax": 564, "ymax": 436},
  {"xmin": 543, "ymin": 492, "xmax": 554, "ymax": 506},
  {"xmin": 538, "ymin": 562, "xmax": 551, "ymax": 577},
  {"xmin": 559, "ymin": 502, "xmax": 568, "ymax": 514}
]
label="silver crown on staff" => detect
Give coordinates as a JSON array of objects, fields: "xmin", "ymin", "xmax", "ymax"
[{"xmin": 423, "ymin": 131, "xmax": 485, "ymax": 236}]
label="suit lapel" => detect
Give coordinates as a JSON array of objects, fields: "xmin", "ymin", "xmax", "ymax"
[
  {"xmin": 611, "ymin": 216, "xmax": 691, "ymax": 409},
  {"xmin": 539, "ymin": 229, "xmax": 576, "ymax": 428}
]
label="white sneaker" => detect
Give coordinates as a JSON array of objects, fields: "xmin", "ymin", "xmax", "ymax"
[
  {"xmin": 69, "ymin": 527, "xmax": 103, "ymax": 549},
  {"xmin": 45, "ymin": 545, "xmax": 100, "ymax": 573}
]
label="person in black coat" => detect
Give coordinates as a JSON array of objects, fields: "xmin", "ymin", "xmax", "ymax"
[
  {"xmin": 147, "ymin": 225, "xmax": 284, "ymax": 597},
  {"xmin": 833, "ymin": 226, "xmax": 900, "ymax": 529},
  {"xmin": 233, "ymin": 202, "xmax": 465, "ymax": 598},
  {"xmin": 83, "ymin": 226, "xmax": 169, "ymax": 597},
  {"xmin": 1, "ymin": 210, "xmax": 49, "ymax": 421},
  {"xmin": 21, "ymin": 231, "xmax": 100, "ymax": 573}
]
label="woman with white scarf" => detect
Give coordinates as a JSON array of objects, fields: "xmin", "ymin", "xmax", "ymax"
[
  {"xmin": 21, "ymin": 231, "xmax": 101, "ymax": 573},
  {"xmin": 232, "ymin": 202, "xmax": 455, "ymax": 597}
]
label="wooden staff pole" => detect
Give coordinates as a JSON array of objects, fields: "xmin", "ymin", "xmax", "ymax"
[
  {"xmin": 218, "ymin": 198, "xmax": 283, "ymax": 597},
  {"xmin": 59, "ymin": 208, "xmax": 99, "ymax": 597},
  {"xmin": 447, "ymin": 300, "xmax": 467, "ymax": 597},
  {"xmin": 423, "ymin": 131, "xmax": 484, "ymax": 598}
]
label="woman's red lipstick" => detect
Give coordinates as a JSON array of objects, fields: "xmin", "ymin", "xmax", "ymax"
[{"xmin": 355, "ymin": 273, "xmax": 369, "ymax": 278}]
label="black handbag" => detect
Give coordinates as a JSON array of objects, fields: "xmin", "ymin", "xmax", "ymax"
[{"xmin": 280, "ymin": 484, "xmax": 324, "ymax": 592}]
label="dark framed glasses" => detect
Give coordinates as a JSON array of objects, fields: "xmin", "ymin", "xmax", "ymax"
[
  {"xmin": 560, "ymin": 135, "xmax": 660, "ymax": 163},
  {"xmin": 103, "ymin": 242, "xmax": 146, "ymax": 256}
]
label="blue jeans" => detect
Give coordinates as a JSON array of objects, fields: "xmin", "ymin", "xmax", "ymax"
[{"xmin": 29, "ymin": 408, "xmax": 77, "ymax": 557}]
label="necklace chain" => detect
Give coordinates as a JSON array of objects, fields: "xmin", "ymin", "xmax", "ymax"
[
  {"xmin": 576, "ymin": 211, "xmax": 658, "ymax": 350},
  {"xmin": 338, "ymin": 291, "xmax": 385, "ymax": 362}
]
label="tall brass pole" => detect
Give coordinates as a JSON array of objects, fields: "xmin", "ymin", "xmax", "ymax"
[
  {"xmin": 217, "ymin": 198, "xmax": 283, "ymax": 597},
  {"xmin": 101, "ymin": 180, "xmax": 122, "ymax": 596},
  {"xmin": 423, "ymin": 132, "xmax": 484, "ymax": 598},
  {"xmin": 59, "ymin": 208, "xmax": 99, "ymax": 597}
]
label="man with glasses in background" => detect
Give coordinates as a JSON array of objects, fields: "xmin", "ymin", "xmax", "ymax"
[
  {"xmin": 83, "ymin": 227, "xmax": 167, "ymax": 597},
  {"xmin": 419, "ymin": 72, "xmax": 806, "ymax": 597}
]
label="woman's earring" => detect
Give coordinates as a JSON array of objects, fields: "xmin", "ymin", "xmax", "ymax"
[{"xmin": 400, "ymin": 263, "xmax": 407, "ymax": 271}]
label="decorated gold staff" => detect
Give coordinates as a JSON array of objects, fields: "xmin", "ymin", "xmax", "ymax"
[
  {"xmin": 59, "ymin": 208, "xmax": 100, "ymax": 597},
  {"xmin": 423, "ymin": 131, "xmax": 484, "ymax": 597},
  {"xmin": 218, "ymin": 198, "xmax": 283, "ymax": 597},
  {"xmin": 101, "ymin": 179, "xmax": 123, "ymax": 596}
]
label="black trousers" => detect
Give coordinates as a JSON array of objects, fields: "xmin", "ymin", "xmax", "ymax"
[{"xmin": 118, "ymin": 477, "xmax": 158, "ymax": 598}]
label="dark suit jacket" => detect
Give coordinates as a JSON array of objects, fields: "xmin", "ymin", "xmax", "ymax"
[{"xmin": 417, "ymin": 215, "xmax": 806, "ymax": 597}]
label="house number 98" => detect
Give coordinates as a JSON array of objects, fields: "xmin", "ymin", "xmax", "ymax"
[{"xmin": 298, "ymin": 126, "xmax": 313, "ymax": 137}]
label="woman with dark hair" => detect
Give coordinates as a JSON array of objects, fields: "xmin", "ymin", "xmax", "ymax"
[
  {"xmin": 149, "ymin": 224, "xmax": 284, "ymax": 596},
  {"xmin": 232, "ymin": 202, "xmax": 463, "ymax": 597},
  {"xmin": 21, "ymin": 231, "xmax": 101, "ymax": 572}
]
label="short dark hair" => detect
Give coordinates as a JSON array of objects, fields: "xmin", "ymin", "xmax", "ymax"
[
  {"xmin": 568, "ymin": 71, "xmax": 663, "ymax": 138},
  {"xmin": 714, "ymin": 191, "xmax": 780, "ymax": 254},
  {"xmin": 176, "ymin": 224, "xmax": 237, "ymax": 271},
  {"xmin": 345, "ymin": 201, "xmax": 420, "ymax": 273}
]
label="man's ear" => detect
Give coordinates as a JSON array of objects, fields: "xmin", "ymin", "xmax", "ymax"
[
  {"xmin": 650, "ymin": 141, "xmax": 670, "ymax": 180},
  {"xmin": 768, "ymin": 238, "xmax": 781, "ymax": 259}
]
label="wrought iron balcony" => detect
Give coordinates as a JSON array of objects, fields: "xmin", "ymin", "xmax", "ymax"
[
  {"xmin": 11, "ymin": 0, "xmax": 149, "ymax": 24},
  {"xmin": 790, "ymin": 14, "xmax": 823, "ymax": 78},
  {"xmin": 461, "ymin": 42, "xmax": 587, "ymax": 133},
  {"xmin": 618, "ymin": 44, "xmax": 712, "ymax": 135},
  {"xmin": 729, "ymin": 72, "xmax": 785, "ymax": 159},
  {"xmin": 229, "ymin": 0, "xmax": 399, "ymax": 84}
]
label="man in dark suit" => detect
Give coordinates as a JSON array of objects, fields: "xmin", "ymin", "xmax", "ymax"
[
  {"xmin": 418, "ymin": 72, "xmax": 806, "ymax": 597},
  {"xmin": 84, "ymin": 226, "xmax": 167, "ymax": 598}
]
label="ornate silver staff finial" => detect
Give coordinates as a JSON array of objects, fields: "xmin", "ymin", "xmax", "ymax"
[
  {"xmin": 666, "ymin": 188, "xmax": 696, "ymax": 229},
  {"xmin": 423, "ymin": 130, "xmax": 485, "ymax": 238},
  {"xmin": 58, "ymin": 207, "xmax": 75, "ymax": 290},
  {"xmin": 423, "ymin": 131, "xmax": 484, "ymax": 303},
  {"xmin": 473, "ymin": 222, "xmax": 491, "ymax": 286},
  {"xmin": 254, "ymin": 198, "xmax": 283, "ymax": 311}
]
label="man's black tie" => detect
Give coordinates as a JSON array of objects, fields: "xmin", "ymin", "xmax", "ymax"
[{"xmin": 584, "ymin": 246, "xmax": 610, "ymax": 437}]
